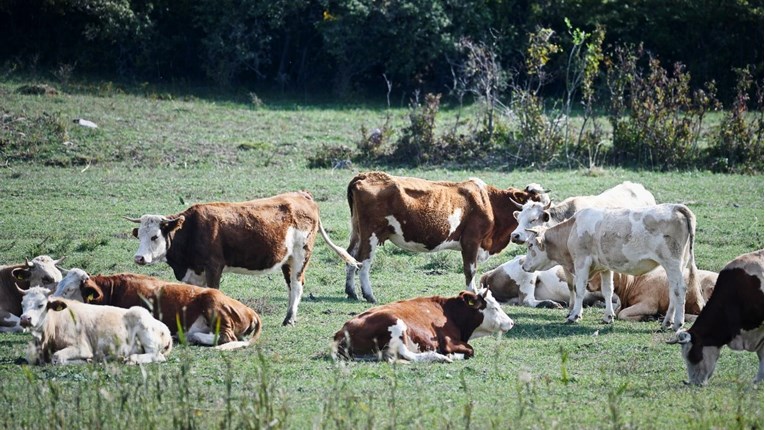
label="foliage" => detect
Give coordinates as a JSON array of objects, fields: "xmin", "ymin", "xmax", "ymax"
[{"xmin": 706, "ymin": 67, "xmax": 764, "ymax": 174}]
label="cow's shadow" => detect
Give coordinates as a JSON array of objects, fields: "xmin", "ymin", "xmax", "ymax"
[{"xmin": 503, "ymin": 321, "xmax": 655, "ymax": 339}]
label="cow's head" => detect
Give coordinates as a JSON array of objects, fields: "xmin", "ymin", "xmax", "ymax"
[
  {"xmin": 19, "ymin": 286, "xmax": 53, "ymax": 329},
  {"xmin": 52, "ymin": 268, "xmax": 91, "ymax": 302},
  {"xmin": 510, "ymin": 201, "xmax": 552, "ymax": 244},
  {"xmin": 11, "ymin": 255, "xmax": 65, "ymax": 291},
  {"xmin": 524, "ymin": 183, "xmax": 551, "ymax": 206},
  {"xmin": 125, "ymin": 215, "xmax": 185, "ymax": 265},
  {"xmin": 522, "ymin": 228, "xmax": 556, "ymax": 272},
  {"xmin": 669, "ymin": 331, "xmax": 721, "ymax": 386},
  {"xmin": 464, "ymin": 288, "xmax": 514, "ymax": 339}
]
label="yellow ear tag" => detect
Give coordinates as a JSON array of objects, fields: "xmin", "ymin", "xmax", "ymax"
[
  {"xmin": 468, "ymin": 299, "xmax": 475, "ymax": 306},
  {"xmin": 52, "ymin": 302, "xmax": 66, "ymax": 311},
  {"xmin": 86, "ymin": 293, "xmax": 95, "ymax": 303}
]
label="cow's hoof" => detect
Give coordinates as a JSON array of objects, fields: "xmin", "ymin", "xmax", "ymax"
[
  {"xmin": 346, "ymin": 291, "xmax": 359, "ymax": 301},
  {"xmin": 363, "ymin": 295, "xmax": 377, "ymax": 304},
  {"xmin": 539, "ymin": 300, "xmax": 564, "ymax": 309},
  {"xmin": 564, "ymin": 318, "xmax": 579, "ymax": 324},
  {"xmin": 282, "ymin": 318, "xmax": 296, "ymax": 326},
  {"xmin": 601, "ymin": 315, "xmax": 615, "ymax": 324}
]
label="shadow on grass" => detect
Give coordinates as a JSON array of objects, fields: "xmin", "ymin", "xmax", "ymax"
[{"xmin": 505, "ymin": 321, "xmax": 655, "ymax": 340}]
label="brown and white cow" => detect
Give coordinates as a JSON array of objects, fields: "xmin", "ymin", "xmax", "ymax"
[
  {"xmin": 333, "ymin": 288, "xmax": 513, "ymax": 362},
  {"xmin": 344, "ymin": 171, "xmax": 549, "ymax": 302},
  {"xmin": 522, "ymin": 204, "xmax": 701, "ymax": 330},
  {"xmin": 479, "ymin": 255, "xmax": 606, "ymax": 308},
  {"xmin": 53, "ymin": 269, "xmax": 261, "ymax": 350},
  {"xmin": 510, "ymin": 181, "xmax": 656, "ymax": 245},
  {"xmin": 670, "ymin": 249, "xmax": 763, "ymax": 385},
  {"xmin": 126, "ymin": 191, "xmax": 358, "ymax": 326},
  {"xmin": 19, "ymin": 286, "xmax": 172, "ymax": 365},
  {"xmin": 0, "ymin": 255, "xmax": 64, "ymax": 333},
  {"xmin": 588, "ymin": 267, "xmax": 718, "ymax": 322}
]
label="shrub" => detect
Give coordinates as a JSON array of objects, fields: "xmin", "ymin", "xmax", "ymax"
[
  {"xmin": 391, "ymin": 93, "xmax": 442, "ymax": 164},
  {"xmin": 706, "ymin": 67, "xmax": 764, "ymax": 174},
  {"xmin": 307, "ymin": 143, "xmax": 355, "ymax": 169}
]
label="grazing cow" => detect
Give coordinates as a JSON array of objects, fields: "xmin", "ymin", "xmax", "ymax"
[
  {"xmin": 53, "ymin": 269, "xmax": 261, "ymax": 350},
  {"xmin": 670, "ymin": 249, "xmax": 763, "ymax": 385},
  {"xmin": 479, "ymin": 255, "xmax": 606, "ymax": 308},
  {"xmin": 0, "ymin": 256, "xmax": 64, "ymax": 333},
  {"xmin": 126, "ymin": 191, "xmax": 358, "ymax": 326},
  {"xmin": 19, "ymin": 287, "xmax": 172, "ymax": 365},
  {"xmin": 344, "ymin": 171, "xmax": 549, "ymax": 302},
  {"xmin": 522, "ymin": 204, "xmax": 700, "ymax": 330},
  {"xmin": 510, "ymin": 181, "xmax": 656, "ymax": 245},
  {"xmin": 333, "ymin": 288, "xmax": 514, "ymax": 362},
  {"xmin": 588, "ymin": 268, "xmax": 718, "ymax": 322}
]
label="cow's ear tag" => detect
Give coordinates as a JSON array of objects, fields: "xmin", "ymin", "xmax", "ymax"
[
  {"xmin": 50, "ymin": 301, "xmax": 67, "ymax": 312},
  {"xmin": 86, "ymin": 293, "xmax": 95, "ymax": 303},
  {"xmin": 467, "ymin": 299, "xmax": 475, "ymax": 307}
]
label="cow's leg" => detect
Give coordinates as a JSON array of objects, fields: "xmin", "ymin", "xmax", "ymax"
[
  {"xmin": 443, "ymin": 341, "xmax": 475, "ymax": 359},
  {"xmin": 358, "ymin": 233, "xmax": 379, "ymax": 303},
  {"xmin": 387, "ymin": 320, "xmax": 451, "ymax": 363},
  {"xmin": 0, "ymin": 311, "xmax": 22, "ymax": 333},
  {"xmin": 204, "ymin": 265, "xmax": 223, "ymax": 289},
  {"xmin": 345, "ymin": 229, "xmax": 361, "ymax": 300},
  {"xmin": 127, "ymin": 326, "xmax": 168, "ymax": 364},
  {"xmin": 755, "ymin": 347, "xmax": 764, "ymax": 384},
  {"xmin": 617, "ymin": 302, "xmax": 658, "ymax": 322},
  {"xmin": 51, "ymin": 346, "xmax": 93, "ymax": 364},
  {"xmin": 461, "ymin": 245, "xmax": 479, "ymax": 292},
  {"xmin": 186, "ymin": 315, "xmax": 216, "ymax": 345},
  {"xmin": 664, "ymin": 264, "xmax": 686, "ymax": 331},
  {"xmin": 599, "ymin": 271, "xmax": 616, "ymax": 324},
  {"xmin": 567, "ymin": 260, "xmax": 591, "ymax": 323},
  {"xmin": 283, "ymin": 250, "xmax": 309, "ymax": 326}
]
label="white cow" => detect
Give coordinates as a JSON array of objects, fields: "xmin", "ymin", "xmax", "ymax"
[
  {"xmin": 0, "ymin": 255, "xmax": 64, "ymax": 333},
  {"xmin": 510, "ymin": 181, "xmax": 656, "ymax": 245},
  {"xmin": 522, "ymin": 204, "xmax": 700, "ymax": 330},
  {"xmin": 479, "ymin": 255, "xmax": 607, "ymax": 308},
  {"xmin": 19, "ymin": 286, "xmax": 172, "ymax": 365}
]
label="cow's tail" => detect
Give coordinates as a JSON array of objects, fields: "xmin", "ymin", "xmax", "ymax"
[
  {"xmin": 213, "ymin": 312, "xmax": 262, "ymax": 351},
  {"xmin": 678, "ymin": 205, "xmax": 703, "ymax": 311},
  {"xmin": 318, "ymin": 219, "xmax": 360, "ymax": 268},
  {"xmin": 347, "ymin": 175, "xmax": 364, "ymax": 216}
]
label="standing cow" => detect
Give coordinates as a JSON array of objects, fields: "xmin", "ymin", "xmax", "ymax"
[
  {"xmin": 522, "ymin": 204, "xmax": 700, "ymax": 330},
  {"xmin": 670, "ymin": 249, "xmax": 763, "ymax": 385},
  {"xmin": 510, "ymin": 181, "xmax": 656, "ymax": 245},
  {"xmin": 126, "ymin": 191, "xmax": 358, "ymax": 326},
  {"xmin": 344, "ymin": 171, "xmax": 549, "ymax": 303},
  {"xmin": 0, "ymin": 255, "xmax": 64, "ymax": 333}
]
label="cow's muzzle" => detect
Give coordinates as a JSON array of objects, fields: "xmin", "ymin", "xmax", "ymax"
[
  {"xmin": 20, "ymin": 315, "xmax": 32, "ymax": 328},
  {"xmin": 134, "ymin": 255, "xmax": 148, "ymax": 265}
]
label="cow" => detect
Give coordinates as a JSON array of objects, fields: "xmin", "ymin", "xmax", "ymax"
[
  {"xmin": 125, "ymin": 191, "xmax": 359, "ymax": 326},
  {"xmin": 0, "ymin": 255, "xmax": 64, "ymax": 333},
  {"xmin": 522, "ymin": 204, "xmax": 700, "ymax": 330},
  {"xmin": 479, "ymin": 255, "xmax": 607, "ymax": 308},
  {"xmin": 669, "ymin": 249, "xmax": 763, "ymax": 386},
  {"xmin": 509, "ymin": 181, "xmax": 656, "ymax": 245},
  {"xmin": 333, "ymin": 288, "xmax": 514, "ymax": 362},
  {"xmin": 52, "ymin": 269, "xmax": 261, "ymax": 350},
  {"xmin": 19, "ymin": 286, "xmax": 172, "ymax": 365},
  {"xmin": 344, "ymin": 171, "xmax": 549, "ymax": 303},
  {"xmin": 588, "ymin": 267, "xmax": 718, "ymax": 322}
]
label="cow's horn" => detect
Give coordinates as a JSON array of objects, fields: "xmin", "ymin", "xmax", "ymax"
[
  {"xmin": 25, "ymin": 258, "xmax": 33, "ymax": 268},
  {"xmin": 15, "ymin": 283, "xmax": 27, "ymax": 296},
  {"xmin": 53, "ymin": 256, "xmax": 66, "ymax": 266},
  {"xmin": 123, "ymin": 216, "xmax": 142, "ymax": 223},
  {"xmin": 509, "ymin": 197, "xmax": 523, "ymax": 209}
]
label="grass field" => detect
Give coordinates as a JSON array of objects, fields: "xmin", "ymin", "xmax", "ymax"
[{"xmin": 0, "ymin": 82, "xmax": 763, "ymax": 429}]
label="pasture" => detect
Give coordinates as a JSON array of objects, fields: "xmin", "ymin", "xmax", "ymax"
[{"xmin": 0, "ymin": 85, "xmax": 763, "ymax": 429}]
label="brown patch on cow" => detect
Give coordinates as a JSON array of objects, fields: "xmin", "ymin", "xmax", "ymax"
[{"xmin": 599, "ymin": 221, "xmax": 633, "ymax": 267}]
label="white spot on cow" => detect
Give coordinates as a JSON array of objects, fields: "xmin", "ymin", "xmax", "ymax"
[
  {"xmin": 469, "ymin": 177, "xmax": 486, "ymax": 190},
  {"xmin": 182, "ymin": 269, "xmax": 206, "ymax": 286},
  {"xmin": 477, "ymin": 247, "xmax": 491, "ymax": 263},
  {"xmin": 447, "ymin": 208, "xmax": 462, "ymax": 235},
  {"xmin": 574, "ymin": 208, "xmax": 604, "ymax": 237},
  {"xmin": 385, "ymin": 215, "xmax": 461, "ymax": 252}
]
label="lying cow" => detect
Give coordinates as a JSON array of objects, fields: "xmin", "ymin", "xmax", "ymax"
[
  {"xmin": 670, "ymin": 249, "xmax": 763, "ymax": 385},
  {"xmin": 333, "ymin": 288, "xmax": 514, "ymax": 362},
  {"xmin": 53, "ymin": 269, "xmax": 261, "ymax": 350},
  {"xmin": 126, "ymin": 191, "xmax": 358, "ymax": 326},
  {"xmin": 479, "ymin": 255, "xmax": 606, "ymax": 308},
  {"xmin": 588, "ymin": 268, "xmax": 718, "ymax": 322},
  {"xmin": 345, "ymin": 171, "xmax": 549, "ymax": 303},
  {"xmin": 523, "ymin": 204, "xmax": 701, "ymax": 330},
  {"xmin": 19, "ymin": 286, "xmax": 172, "ymax": 365},
  {"xmin": 0, "ymin": 255, "xmax": 64, "ymax": 333},
  {"xmin": 510, "ymin": 181, "xmax": 656, "ymax": 245}
]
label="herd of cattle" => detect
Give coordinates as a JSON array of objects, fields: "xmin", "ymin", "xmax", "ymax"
[{"xmin": 0, "ymin": 171, "xmax": 762, "ymax": 386}]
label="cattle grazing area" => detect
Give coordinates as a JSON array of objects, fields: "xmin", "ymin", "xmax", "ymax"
[{"xmin": 0, "ymin": 90, "xmax": 763, "ymax": 429}]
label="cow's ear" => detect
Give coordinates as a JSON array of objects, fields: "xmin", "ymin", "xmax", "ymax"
[
  {"xmin": 47, "ymin": 300, "xmax": 68, "ymax": 312},
  {"xmin": 132, "ymin": 228, "xmax": 139, "ymax": 238},
  {"xmin": 11, "ymin": 268, "xmax": 30, "ymax": 281},
  {"xmin": 542, "ymin": 212, "xmax": 550, "ymax": 222},
  {"xmin": 81, "ymin": 282, "xmax": 103, "ymax": 303},
  {"xmin": 461, "ymin": 292, "xmax": 481, "ymax": 309},
  {"xmin": 513, "ymin": 211, "xmax": 520, "ymax": 220},
  {"xmin": 161, "ymin": 215, "xmax": 185, "ymax": 233}
]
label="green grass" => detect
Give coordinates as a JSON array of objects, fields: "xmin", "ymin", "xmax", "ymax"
[{"xmin": 0, "ymin": 81, "xmax": 763, "ymax": 429}]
